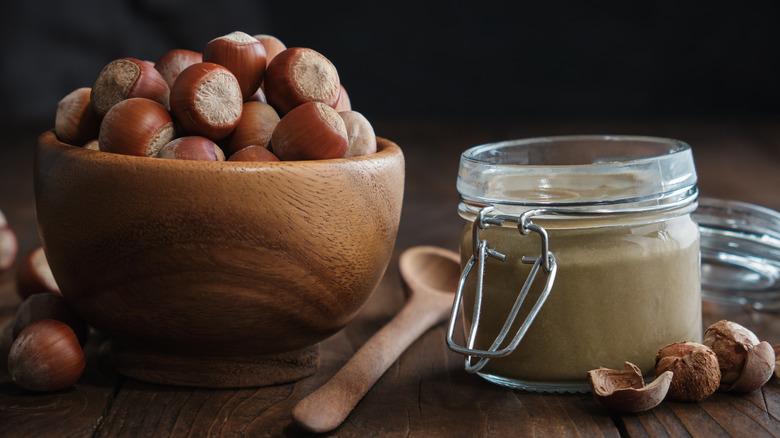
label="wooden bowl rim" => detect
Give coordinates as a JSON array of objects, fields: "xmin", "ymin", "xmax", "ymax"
[{"xmin": 37, "ymin": 130, "xmax": 401, "ymax": 171}]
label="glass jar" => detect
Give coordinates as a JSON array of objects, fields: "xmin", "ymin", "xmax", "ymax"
[{"xmin": 447, "ymin": 135, "xmax": 701, "ymax": 393}]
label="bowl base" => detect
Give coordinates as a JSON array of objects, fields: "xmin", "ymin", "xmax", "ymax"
[{"xmin": 109, "ymin": 341, "xmax": 320, "ymax": 388}]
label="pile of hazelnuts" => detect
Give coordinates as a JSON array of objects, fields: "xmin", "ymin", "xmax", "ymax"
[{"xmin": 54, "ymin": 31, "xmax": 376, "ymax": 162}]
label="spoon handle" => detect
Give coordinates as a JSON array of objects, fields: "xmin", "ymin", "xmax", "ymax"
[{"xmin": 292, "ymin": 293, "xmax": 450, "ymax": 433}]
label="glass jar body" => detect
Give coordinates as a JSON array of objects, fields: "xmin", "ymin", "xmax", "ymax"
[{"xmin": 457, "ymin": 210, "xmax": 701, "ymax": 392}]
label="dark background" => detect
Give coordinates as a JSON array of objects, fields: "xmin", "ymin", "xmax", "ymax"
[{"xmin": 1, "ymin": 1, "xmax": 779, "ymax": 133}]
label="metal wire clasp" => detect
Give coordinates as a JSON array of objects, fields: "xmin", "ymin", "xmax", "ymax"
[{"xmin": 446, "ymin": 206, "xmax": 557, "ymax": 374}]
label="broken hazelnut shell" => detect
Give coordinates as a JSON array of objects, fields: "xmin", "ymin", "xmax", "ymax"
[
  {"xmin": 704, "ymin": 320, "xmax": 775, "ymax": 392},
  {"xmin": 588, "ymin": 362, "xmax": 672, "ymax": 413}
]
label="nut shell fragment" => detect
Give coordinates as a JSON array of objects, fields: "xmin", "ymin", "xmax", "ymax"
[
  {"xmin": 774, "ymin": 344, "xmax": 779, "ymax": 379},
  {"xmin": 588, "ymin": 362, "xmax": 672, "ymax": 413},
  {"xmin": 722, "ymin": 341, "xmax": 775, "ymax": 392},
  {"xmin": 704, "ymin": 320, "xmax": 775, "ymax": 392}
]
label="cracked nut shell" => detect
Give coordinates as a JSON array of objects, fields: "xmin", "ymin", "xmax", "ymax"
[{"xmin": 588, "ymin": 362, "xmax": 672, "ymax": 412}]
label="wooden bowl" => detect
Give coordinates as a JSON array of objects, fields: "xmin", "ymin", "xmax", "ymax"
[{"xmin": 34, "ymin": 130, "xmax": 405, "ymax": 387}]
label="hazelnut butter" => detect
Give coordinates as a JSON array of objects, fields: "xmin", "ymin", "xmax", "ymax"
[{"xmin": 447, "ymin": 135, "xmax": 702, "ymax": 392}]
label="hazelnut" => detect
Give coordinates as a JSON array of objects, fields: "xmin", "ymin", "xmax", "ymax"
[
  {"xmin": 222, "ymin": 101, "xmax": 279, "ymax": 155},
  {"xmin": 270, "ymin": 101, "xmax": 348, "ymax": 161},
  {"xmin": 339, "ymin": 110, "xmax": 377, "ymax": 157},
  {"xmin": 0, "ymin": 225, "xmax": 18, "ymax": 273},
  {"xmin": 169, "ymin": 62, "xmax": 243, "ymax": 141},
  {"xmin": 12, "ymin": 293, "xmax": 89, "ymax": 346},
  {"xmin": 703, "ymin": 320, "xmax": 775, "ymax": 392},
  {"xmin": 655, "ymin": 341, "xmax": 721, "ymax": 402},
  {"xmin": 334, "ymin": 84, "xmax": 351, "ymax": 112},
  {"xmin": 8, "ymin": 319, "xmax": 86, "ymax": 392},
  {"xmin": 228, "ymin": 145, "xmax": 280, "ymax": 162},
  {"xmin": 158, "ymin": 136, "xmax": 225, "ymax": 161},
  {"xmin": 587, "ymin": 362, "xmax": 672, "ymax": 413},
  {"xmin": 154, "ymin": 49, "xmax": 203, "ymax": 89},
  {"xmin": 98, "ymin": 97, "xmax": 176, "ymax": 157},
  {"xmin": 54, "ymin": 87, "xmax": 100, "ymax": 146},
  {"xmin": 203, "ymin": 31, "xmax": 267, "ymax": 100},
  {"xmin": 264, "ymin": 47, "xmax": 340, "ymax": 116},
  {"xmin": 16, "ymin": 247, "xmax": 60, "ymax": 299},
  {"xmin": 253, "ymin": 34, "xmax": 287, "ymax": 65},
  {"xmin": 91, "ymin": 57, "xmax": 170, "ymax": 116}
]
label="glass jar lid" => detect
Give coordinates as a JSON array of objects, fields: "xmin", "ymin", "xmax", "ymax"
[
  {"xmin": 695, "ymin": 197, "xmax": 780, "ymax": 310},
  {"xmin": 457, "ymin": 135, "xmax": 697, "ymax": 213}
]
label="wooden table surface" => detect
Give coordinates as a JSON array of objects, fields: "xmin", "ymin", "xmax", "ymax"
[{"xmin": 1, "ymin": 117, "xmax": 779, "ymax": 437}]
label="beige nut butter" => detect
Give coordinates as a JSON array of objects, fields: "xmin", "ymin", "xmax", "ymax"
[{"xmin": 450, "ymin": 135, "xmax": 702, "ymax": 392}]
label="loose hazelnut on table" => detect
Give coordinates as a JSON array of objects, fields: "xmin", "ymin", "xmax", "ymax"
[
  {"xmin": 655, "ymin": 341, "xmax": 721, "ymax": 402},
  {"xmin": 98, "ymin": 97, "xmax": 176, "ymax": 157},
  {"xmin": 155, "ymin": 49, "xmax": 203, "ymax": 89},
  {"xmin": 54, "ymin": 87, "xmax": 100, "ymax": 146},
  {"xmin": 158, "ymin": 136, "xmax": 225, "ymax": 161},
  {"xmin": 16, "ymin": 247, "xmax": 60, "ymax": 300},
  {"xmin": 703, "ymin": 320, "xmax": 775, "ymax": 392},
  {"xmin": 170, "ymin": 62, "xmax": 243, "ymax": 141},
  {"xmin": 203, "ymin": 31, "xmax": 267, "ymax": 101},
  {"xmin": 8, "ymin": 319, "xmax": 86, "ymax": 392},
  {"xmin": 228, "ymin": 145, "xmax": 280, "ymax": 162},
  {"xmin": 587, "ymin": 361, "xmax": 672, "ymax": 413},
  {"xmin": 271, "ymin": 101, "xmax": 348, "ymax": 161},
  {"xmin": 0, "ymin": 224, "xmax": 18, "ymax": 273},
  {"xmin": 340, "ymin": 110, "xmax": 377, "ymax": 157},
  {"xmin": 223, "ymin": 101, "xmax": 280, "ymax": 155},
  {"xmin": 264, "ymin": 47, "xmax": 341, "ymax": 116},
  {"xmin": 91, "ymin": 57, "xmax": 170, "ymax": 117},
  {"xmin": 12, "ymin": 293, "xmax": 89, "ymax": 346}
]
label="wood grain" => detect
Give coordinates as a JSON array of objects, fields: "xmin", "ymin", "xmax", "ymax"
[{"xmin": 33, "ymin": 131, "xmax": 404, "ymax": 387}]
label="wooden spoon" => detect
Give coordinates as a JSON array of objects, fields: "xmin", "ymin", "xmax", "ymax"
[{"xmin": 292, "ymin": 245, "xmax": 461, "ymax": 433}]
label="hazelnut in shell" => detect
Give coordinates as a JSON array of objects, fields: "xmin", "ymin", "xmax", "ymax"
[
  {"xmin": 16, "ymin": 247, "xmax": 60, "ymax": 299},
  {"xmin": 655, "ymin": 341, "xmax": 721, "ymax": 402},
  {"xmin": 253, "ymin": 34, "xmax": 287, "ymax": 64},
  {"xmin": 264, "ymin": 47, "xmax": 340, "ymax": 116},
  {"xmin": 12, "ymin": 293, "xmax": 89, "ymax": 346},
  {"xmin": 588, "ymin": 362, "xmax": 672, "ymax": 413},
  {"xmin": 0, "ymin": 225, "xmax": 18, "ymax": 273},
  {"xmin": 155, "ymin": 49, "xmax": 203, "ymax": 89},
  {"xmin": 704, "ymin": 320, "xmax": 775, "ymax": 392},
  {"xmin": 170, "ymin": 62, "xmax": 243, "ymax": 141},
  {"xmin": 340, "ymin": 110, "xmax": 377, "ymax": 157},
  {"xmin": 270, "ymin": 101, "xmax": 348, "ymax": 161},
  {"xmin": 91, "ymin": 57, "xmax": 170, "ymax": 116},
  {"xmin": 54, "ymin": 87, "xmax": 100, "ymax": 146},
  {"xmin": 228, "ymin": 145, "xmax": 280, "ymax": 162},
  {"xmin": 8, "ymin": 319, "xmax": 86, "ymax": 392},
  {"xmin": 223, "ymin": 101, "xmax": 279, "ymax": 155},
  {"xmin": 203, "ymin": 31, "xmax": 267, "ymax": 100},
  {"xmin": 334, "ymin": 84, "xmax": 351, "ymax": 112},
  {"xmin": 99, "ymin": 97, "xmax": 176, "ymax": 157},
  {"xmin": 158, "ymin": 136, "xmax": 225, "ymax": 161}
]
